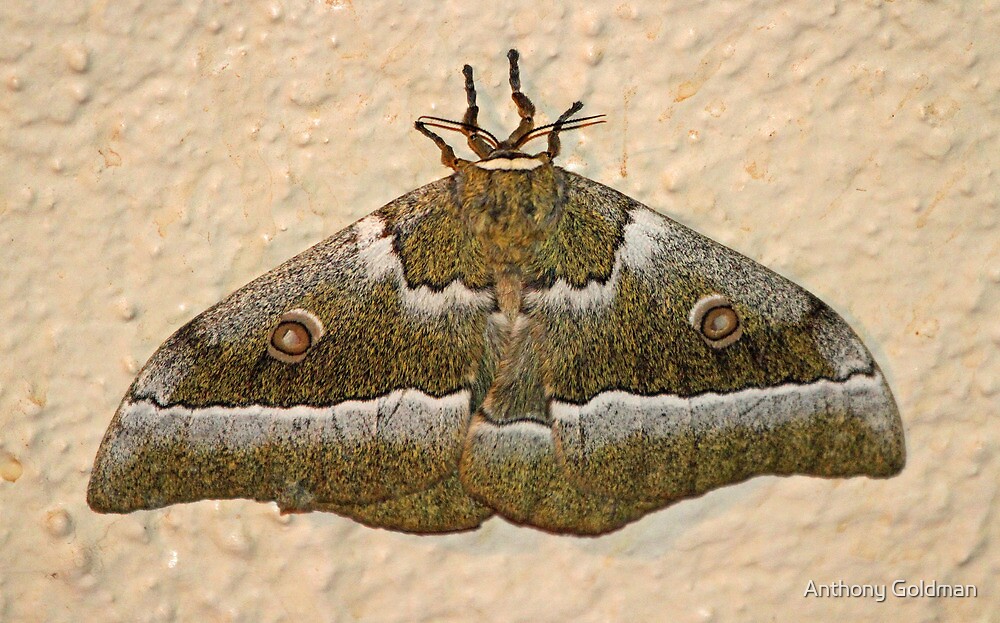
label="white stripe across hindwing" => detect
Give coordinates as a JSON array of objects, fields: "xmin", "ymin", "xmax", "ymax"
[{"xmin": 108, "ymin": 389, "xmax": 472, "ymax": 458}]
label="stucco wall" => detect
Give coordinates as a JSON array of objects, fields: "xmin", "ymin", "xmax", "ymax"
[{"xmin": 1, "ymin": 1, "xmax": 996, "ymax": 621}]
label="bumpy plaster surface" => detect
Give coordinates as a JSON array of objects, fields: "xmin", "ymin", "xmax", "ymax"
[{"xmin": 1, "ymin": 1, "xmax": 997, "ymax": 621}]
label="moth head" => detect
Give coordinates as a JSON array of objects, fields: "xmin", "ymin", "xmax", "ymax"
[
  {"xmin": 267, "ymin": 308, "xmax": 324, "ymax": 363},
  {"xmin": 413, "ymin": 49, "xmax": 606, "ymax": 170},
  {"xmin": 689, "ymin": 294, "xmax": 743, "ymax": 349},
  {"xmin": 472, "ymin": 152, "xmax": 549, "ymax": 171}
]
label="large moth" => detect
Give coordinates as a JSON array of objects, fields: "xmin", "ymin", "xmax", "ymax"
[{"xmin": 89, "ymin": 50, "xmax": 905, "ymax": 535}]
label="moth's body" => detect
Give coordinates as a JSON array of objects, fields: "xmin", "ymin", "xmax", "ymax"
[
  {"xmin": 458, "ymin": 158, "xmax": 559, "ymax": 318},
  {"xmin": 88, "ymin": 52, "xmax": 904, "ymax": 535}
]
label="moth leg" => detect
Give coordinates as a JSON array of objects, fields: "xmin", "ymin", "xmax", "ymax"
[
  {"xmin": 503, "ymin": 49, "xmax": 537, "ymax": 147},
  {"xmin": 545, "ymin": 101, "xmax": 584, "ymax": 160},
  {"xmin": 461, "ymin": 64, "xmax": 494, "ymax": 159},
  {"xmin": 414, "ymin": 120, "xmax": 462, "ymax": 170}
]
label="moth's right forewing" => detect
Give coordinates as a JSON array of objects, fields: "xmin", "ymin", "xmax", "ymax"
[{"xmin": 89, "ymin": 177, "xmax": 499, "ymax": 533}]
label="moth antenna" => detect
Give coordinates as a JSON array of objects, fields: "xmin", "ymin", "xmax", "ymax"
[
  {"xmin": 415, "ymin": 51, "xmax": 599, "ymax": 166},
  {"xmin": 461, "ymin": 64, "xmax": 493, "ymax": 158},
  {"xmin": 417, "ymin": 116, "xmax": 500, "ymax": 147},
  {"xmin": 544, "ymin": 101, "xmax": 585, "ymax": 159},
  {"xmin": 503, "ymin": 49, "xmax": 537, "ymax": 148},
  {"xmin": 516, "ymin": 113, "xmax": 607, "ymax": 147},
  {"xmin": 414, "ymin": 120, "xmax": 462, "ymax": 170}
]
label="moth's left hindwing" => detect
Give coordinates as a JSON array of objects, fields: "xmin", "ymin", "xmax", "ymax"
[
  {"xmin": 456, "ymin": 173, "xmax": 904, "ymax": 535},
  {"xmin": 88, "ymin": 177, "xmax": 500, "ymax": 533}
]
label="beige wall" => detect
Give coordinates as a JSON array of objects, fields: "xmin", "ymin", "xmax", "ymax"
[{"xmin": 1, "ymin": 1, "xmax": 996, "ymax": 621}]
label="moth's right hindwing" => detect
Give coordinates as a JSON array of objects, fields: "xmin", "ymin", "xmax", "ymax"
[{"xmin": 88, "ymin": 177, "xmax": 499, "ymax": 533}]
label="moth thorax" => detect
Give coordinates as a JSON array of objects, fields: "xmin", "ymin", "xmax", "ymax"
[{"xmin": 460, "ymin": 164, "xmax": 563, "ymax": 269}]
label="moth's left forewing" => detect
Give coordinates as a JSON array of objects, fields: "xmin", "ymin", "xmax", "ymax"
[
  {"xmin": 89, "ymin": 177, "xmax": 498, "ymax": 533},
  {"xmin": 527, "ymin": 173, "xmax": 904, "ymax": 512}
]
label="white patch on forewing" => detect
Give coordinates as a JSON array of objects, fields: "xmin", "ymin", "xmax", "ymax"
[
  {"xmin": 524, "ymin": 207, "xmax": 813, "ymax": 323},
  {"xmin": 353, "ymin": 213, "xmax": 386, "ymax": 247},
  {"xmin": 475, "ymin": 157, "xmax": 544, "ymax": 171},
  {"xmin": 524, "ymin": 274, "xmax": 614, "ymax": 312},
  {"xmin": 104, "ymin": 389, "xmax": 471, "ymax": 459},
  {"xmin": 523, "ymin": 208, "xmax": 662, "ymax": 312},
  {"xmin": 615, "ymin": 209, "xmax": 664, "ymax": 277},
  {"xmin": 353, "ymin": 216, "xmax": 494, "ymax": 316},
  {"xmin": 549, "ymin": 371, "xmax": 899, "ymax": 453}
]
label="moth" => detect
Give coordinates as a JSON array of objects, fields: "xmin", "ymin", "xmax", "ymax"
[{"xmin": 89, "ymin": 50, "xmax": 905, "ymax": 535}]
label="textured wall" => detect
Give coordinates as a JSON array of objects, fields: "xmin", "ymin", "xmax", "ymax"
[{"xmin": 1, "ymin": 1, "xmax": 996, "ymax": 621}]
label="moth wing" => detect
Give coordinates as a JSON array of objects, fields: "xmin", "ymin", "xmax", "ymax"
[
  {"xmin": 546, "ymin": 175, "xmax": 904, "ymax": 502},
  {"xmin": 462, "ymin": 172, "xmax": 904, "ymax": 534},
  {"xmin": 89, "ymin": 177, "xmax": 497, "ymax": 533}
]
